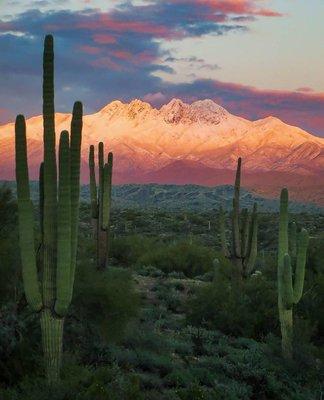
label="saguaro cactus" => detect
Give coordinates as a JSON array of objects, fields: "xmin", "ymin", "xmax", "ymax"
[
  {"xmin": 15, "ymin": 35, "xmax": 83, "ymax": 382},
  {"xmin": 219, "ymin": 158, "xmax": 258, "ymax": 278},
  {"xmin": 88, "ymin": 143, "xmax": 113, "ymax": 269},
  {"xmin": 277, "ymin": 188, "xmax": 309, "ymax": 359}
]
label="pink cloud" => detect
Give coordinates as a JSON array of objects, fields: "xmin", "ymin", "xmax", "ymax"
[
  {"xmin": 90, "ymin": 57, "xmax": 124, "ymax": 71},
  {"xmin": 193, "ymin": 0, "xmax": 283, "ymax": 17},
  {"xmin": 92, "ymin": 34, "xmax": 117, "ymax": 44},
  {"xmin": 133, "ymin": 51, "xmax": 157, "ymax": 64},
  {"xmin": 79, "ymin": 45, "xmax": 101, "ymax": 54},
  {"xmin": 211, "ymin": 81, "xmax": 324, "ymax": 134},
  {"xmin": 111, "ymin": 50, "xmax": 132, "ymax": 60},
  {"xmin": 296, "ymin": 87, "xmax": 314, "ymax": 93},
  {"xmin": 78, "ymin": 15, "xmax": 178, "ymax": 39}
]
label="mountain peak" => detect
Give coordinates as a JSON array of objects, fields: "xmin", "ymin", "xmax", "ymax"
[
  {"xmin": 1, "ymin": 97, "xmax": 324, "ymax": 207},
  {"xmin": 164, "ymin": 98, "xmax": 186, "ymax": 108},
  {"xmin": 99, "ymin": 100, "xmax": 124, "ymax": 115},
  {"xmin": 159, "ymin": 98, "xmax": 229, "ymax": 125},
  {"xmin": 192, "ymin": 99, "xmax": 227, "ymax": 114},
  {"xmin": 159, "ymin": 98, "xmax": 189, "ymax": 124}
]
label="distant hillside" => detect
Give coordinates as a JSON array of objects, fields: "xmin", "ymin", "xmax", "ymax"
[{"xmin": 2, "ymin": 181, "xmax": 322, "ymax": 214}]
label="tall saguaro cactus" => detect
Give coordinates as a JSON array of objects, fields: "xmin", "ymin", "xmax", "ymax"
[
  {"xmin": 219, "ymin": 158, "xmax": 258, "ymax": 278},
  {"xmin": 277, "ymin": 188, "xmax": 309, "ymax": 359},
  {"xmin": 15, "ymin": 35, "xmax": 83, "ymax": 382},
  {"xmin": 88, "ymin": 143, "xmax": 113, "ymax": 269}
]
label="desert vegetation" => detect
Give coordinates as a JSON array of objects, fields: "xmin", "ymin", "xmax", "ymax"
[{"xmin": 0, "ymin": 35, "xmax": 323, "ymax": 399}]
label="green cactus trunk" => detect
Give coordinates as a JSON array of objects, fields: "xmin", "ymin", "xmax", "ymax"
[
  {"xmin": 219, "ymin": 158, "xmax": 258, "ymax": 279},
  {"xmin": 15, "ymin": 35, "xmax": 82, "ymax": 383},
  {"xmin": 277, "ymin": 188, "xmax": 309, "ymax": 359},
  {"xmin": 97, "ymin": 142, "xmax": 105, "ymax": 268},
  {"xmin": 40, "ymin": 310, "xmax": 64, "ymax": 383},
  {"xmin": 104, "ymin": 153, "xmax": 113, "ymax": 269},
  {"xmin": 280, "ymin": 308, "xmax": 293, "ymax": 359},
  {"xmin": 219, "ymin": 205, "xmax": 230, "ymax": 258},
  {"xmin": 88, "ymin": 143, "xmax": 113, "ymax": 269},
  {"xmin": 232, "ymin": 157, "xmax": 242, "ymax": 261},
  {"xmin": 89, "ymin": 144, "xmax": 98, "ymax": 238}
]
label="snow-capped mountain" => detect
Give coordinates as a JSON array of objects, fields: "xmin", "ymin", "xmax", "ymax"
[{"xmin": 1, "ymin": 98, "xmax": 323, "ymax": 204}]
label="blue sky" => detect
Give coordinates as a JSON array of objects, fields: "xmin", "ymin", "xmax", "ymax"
[{"xmin": 0, "ymin": 0, "xmax": 323, "ymax": 135}]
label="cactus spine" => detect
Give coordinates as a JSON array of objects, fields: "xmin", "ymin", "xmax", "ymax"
[
  {"xmin": 15, "ymin": 35, "xmax": 82, "ymax": 383},
  {"xmin": 278, "ymin": 188, "xmax": 309, "ymax": 359},
  {"xmin": 88, "ymin": 143, "xmax": 113, "ymax": 269},
  {"xmin": 219, "ymin": 158, "xmax": 258, "ymax": 278}
]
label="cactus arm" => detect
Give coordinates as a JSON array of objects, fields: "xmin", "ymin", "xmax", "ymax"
[
  {"xmin": 240, "ymin": 208, "xmax": 250, "ymax": 258},
  {"xmin": 278, "ymin": 190, "xmax": 289, "ymax": 305},
  {"xmin": 98, "ymin": 142, "xmax": 104, "ymax": 228},
  {"xmin": 69, "ymin": 101, "xmax": 83, "ymax": 300},
  {"xmin": 107, "ymin": 152, "xmax": 113, "ymax": 211},
  {"xmin": 293, "ymin": 229, "xmax": 309, "ymax": 304},
  {"xmin": 39, "ymin": 162, "xmax": 44, "ymax": 240},
  {"xmin": 42, "ymin": 34, "xmax": 57, "ymax": 308},
  {"xmin": 89, "ymin": 145, "xmax": 98, "ymax": 219},
  {"xmin": 43, "ymin": 35, "xmax": 55, "ymax": 147},
  {"xmin": 278, "ymin": 188, "xmax": 289, "ymax": 265},
  {"xmin": 290, "ymin": 222, "xmax": 297, "ymax": 264},
  {"xmin": 277, "ymin": 189, "xmax": 294, "ymax": 360},
  {"xmin": 15, "ymin": 115, "xmax": 42, "ymax": 312},
  {"xmin": 219, "ymin": 205, "xmax": 229, "ymax": 258},
  {"xmin": 102, "ymin": 163, "xmax": 109, "ymax": 230},
  {"xmin": 105, "ymin": 152, "xmax": 113, "ymax": 268},
  {"xmin": 232, "ymin": 157, "xmax": 242, "ymax": 258},
  {"xmin": 245, "ymin": 203, "xmax": 258, "ymax": 276},
  {"xmin": 102, "ymin": 163, "xmax": 109, "ymax": 231},
  {"xmin": 281, "ymin": 254, "xmax": 294, "ymax": 309},
  {"xmin": 54, "ymin": 131, "xmax": 71, "ymax": 316}
]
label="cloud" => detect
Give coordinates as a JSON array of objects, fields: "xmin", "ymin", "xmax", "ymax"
[
  {"xmin": 142, "ymin": 91, "xmax": 167, "ymax": 105},
  {"xmin": 164, "ymin": 55, "xmax": 220, "ymax": 71},
  {"xmin": 157, "ymin": 79, "xmax": 324, "ymax": 136},
  {"xmin": 1, "ymin": 1, "xmax": 321, "ymax": 138},
  {"xmin": 187, "ymin": 0, "xmax": 283, "ymax": 17}
]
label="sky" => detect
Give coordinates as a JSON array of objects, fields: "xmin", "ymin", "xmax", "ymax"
[{"xmin": 0, "ymin": 0, "xmax": 323, "ymax": 136}]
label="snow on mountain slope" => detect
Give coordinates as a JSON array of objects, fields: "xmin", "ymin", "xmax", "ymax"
[{"xmin": 0, "ymin": 99, "xmax": 323, "ymax": 202}]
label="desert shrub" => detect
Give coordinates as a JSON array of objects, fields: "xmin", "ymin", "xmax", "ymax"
[
  {"xmin": 300, "ymin": 234, "xmax": 324, "ymax": 345},
  {"xmin": 0, "ymin": 305, "xmax": 41, "ymax": 387},
  {"xmin": 0, "ymin": 186, "xmax": 21, "ymax": 301},
  {"xmin": 168, "ymin": 271, "xmax": 186, "ymax": 279},
  {"xmin": 110, "ymin": 235, "xmax": 158, "ymax": 266},
  {"xmin": 155, "ymin": 285, "xmax": 182, "ymax": 313},
  {"xmin": 137, "ymin": 239, "xmax": 215, "ymax": 277},
  {"xmin": 72, "ymin": 265, "xmax": 140, "ymax": 343},
  {"xmin": 0, "ymin": 185, "xmax": 17, "ymax": 230},
  {"xmin": 135, "ymin": 265, "xmax": 165, "ymax": 278},
  {"xmin": 194, "ymin": 270, "xmax": 215, "ymax": 282},
  {"xmin": 111, "ymin": 235, "xmax": 215, "ymax": 277},
  {"xmin": 0, "ymin": 364, "xmax": 143, "ymax": 400},
  {"xmin": 186, "ymin": 260, "xmax": 278, "ymax": 340}
]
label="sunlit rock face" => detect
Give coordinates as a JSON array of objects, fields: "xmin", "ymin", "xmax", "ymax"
[{"xmin": 1, "ymin": 98, "xmax": 324, "ymax": 204}]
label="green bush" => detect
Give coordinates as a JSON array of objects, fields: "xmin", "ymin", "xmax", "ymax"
[
  {"xmin": 110, "ymin": 235, "xmax": 158, "ymax": 266},
  {"xmin": 0, "ymin": 364, "xmax": 143, "ymax": 400},
  {"xmin": 0, "ymin": 305, "xmax": 41, "ymax": 387},
  {"xmin": 301, "ymin": 234, "xmax": 324, "ymax": 345},
  {"xmin": 111, "ymin": 235, "xmax": 215, "ymax": 277},
  {"xmin": 73, "ymin": 265, "xmax": 140, "ymax": 343},
  {"xmin": 186, "ymin": 260, "xmax": 278, "ymax": 340},
  {"xmin": 0, "ymin": 186, "xmax": 21, "ymax": 302},
  {"xmin": 137, "ymin": 239, "xmax": 215, "ymax": 277}
]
